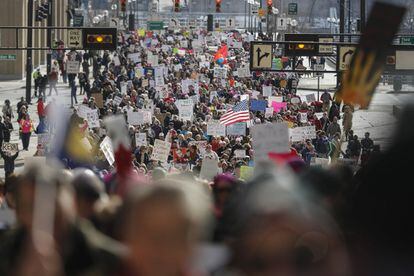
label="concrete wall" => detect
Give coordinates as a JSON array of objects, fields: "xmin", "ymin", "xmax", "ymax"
[{"xmin": 0, "ymin": 0, "xmax": 68, "ymax": 80}]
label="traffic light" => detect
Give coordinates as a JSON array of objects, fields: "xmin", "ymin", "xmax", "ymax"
[
  {"xmin": 83, "ymin": 28, "xmax": 117, "ymax": 50},
  {"xmin": 35, "ymin": 2, "xmax": 49, "ymax": 22},
  {"xmin": 267, "ymin": 0, "xmax": 273, "ymax": 15},
  {"xmin": 120, "ymin": 0, "xmax": 127, "ymax": 12},
  {"xmin": 284, "ymin": 34, "xmax": 319, "ymax": 56},
  {"xmin": 216, "ymin": 0, "xmax": 221, "ymax": 13},
  {"xmin": 174, "ymin": 0, "xmax": 180, "ymax": 12}
]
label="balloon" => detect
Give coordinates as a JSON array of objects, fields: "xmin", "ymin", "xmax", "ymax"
[{"xmin": 216, "ymin": 58, "xmax": 224, "ymax": 66}]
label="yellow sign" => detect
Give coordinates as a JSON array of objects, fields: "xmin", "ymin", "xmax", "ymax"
[{"xmin": 137, "ymin": 29, "xmax": 146, "ymax": 37}]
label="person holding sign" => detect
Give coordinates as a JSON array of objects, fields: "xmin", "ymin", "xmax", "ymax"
[{"xmin": 1, "ymin": 148, "xmax": 18, "ymax": 178}]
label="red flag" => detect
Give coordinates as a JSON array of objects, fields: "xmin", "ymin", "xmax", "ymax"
[{"xmin": 214, "ymin": 45, "xmax": 228, "ymax": 62}]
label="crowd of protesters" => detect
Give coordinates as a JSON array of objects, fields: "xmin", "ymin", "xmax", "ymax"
[{"xmin": 0, "ymin": 27, "xmax": 412, "ymax": 275}]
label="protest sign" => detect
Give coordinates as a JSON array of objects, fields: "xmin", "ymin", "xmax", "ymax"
[
  {"xmin": 263, "ymin": 86, "xmax": 272, "ymax": 97},
  {"xmin": 200, "ymin": 61, "xmax": 210, "ymax": 68},
  {"xmin": 142, "ymin": 79, "xmax": 149, "ymax": 88},
  {"xmin": 311, "ymin": 157, "xmax": 330, "ymax": 167},
  {"xmin": 240, "ymin": 166, "xmax": 254, "ymax": 181},
  {"xmin": 237, "ymin": 67, "xmax": 251, "ymax": 78},
  {"xmin": 207, "ymin": 121, "xmax": 226, "ymax": 137},
  {"xmin": 290, "ymin": 126, "xmax": 317, "ymax": 142},
  {"xmin": 147, "ymin": 53, "xmax": 159, "ymax": 66},
  {"xmin": 180, "ymin": 40, "xmax": 188, "ymax": 48},
  {"xmin": 252, "ymin": 123, "xmax": 290, "ymax": 161},
  {"xmin": 268, "ymin": 96, "xmax": 283, "ymax": 107},
  {"xmin": 91, "ymin": 93, "xmax": 104, "ymax": 108},
  {"xmin": 251, "ymin": 90, "xmax": 260, "ymax": 99},
  {"xmin": 66, "ymin": 61, "xmax": 80, "ymax": 74},
  {"xmin": 113, "ymin": 56, "xmax": 121, "ymax": 66},
  {"xmin": 214, "ymin": 67, "xmax": 227, "ymax": 79},
  {"xmin": 234, "ymin": 150, "xmax": 246, "ymax": 159},
  {"xmin": 86, "ymin": 109, "xmax": 100, "ymax": 128},
  {"xmin": 265, "ymin": 107, "xmax": 274, "ymax": 118},
  {"xmin": 189, "ymin": 141, "xmax": 207, "ymax": 156},
  {"xmin": 113, "ymin": 96, "xmax": 123, "ymax": 106},
  {"xmin": 77, "ymin": 105, "xmax": 91, "ymax": 119},
  {"xmin": 226, "ymin": 122, "xmax": 246, "ymax": 136},
  {"xmin": 250, "ymin": 100, "xmax": 267, "ymax": 112},
  {"xmin": 200, "ymin": 158, "xmax": 219, "ymax": 181},
  {"xmin": 240, "ymin": 94, "xmax": 249, "ymax": 101},
  {"xmin": 315, "ymin": 112, "xmax": 324, "ymax": 119},
  {"xmin": 299, "ymin": 112, "xmax": 308, "ymax": 123},
  {"xmin": 37, "ymin": 134, "xmax": 50, "ymax": 148},
  {"xmin": 178, "ymin": 100, "xmax": 194, "ymax": 121},
  {"xmin": 135, "ymin": 133, "xmax": 147, "ymax": 147},
  {"xmin": 271, "ymin": 101, "xmax": 288, "ymax": 112},
  {"xmin": 120, "ymin": 82, "xmax": 127, "ymax": 94},
  {"xmin": 291, "ymin": 97, "xmax": 301, "ymax": 104},
  {"xmin": 305, "ymin": 93, "xmax": 316, "ymax": 103},
  {"xmin": 2, "ymin": 142, "xmax": 18, "ymax": 155},
  {"xmin": 128, "ymin": 53, "xmax": 141, "ymax": 63},
  {"xmin": 127, "ymin": 112, "xmax": 142, "ymax": 125},
  {"xmin": 151, "ymin": 139, "xmax": 171, "ymax": 162},
  {"xmin": 100, "ymin": 137, "xmax": 115, "ymax": 165}
]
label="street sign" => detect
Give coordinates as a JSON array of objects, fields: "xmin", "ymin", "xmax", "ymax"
[
  {"xmin": 0, "ymin": 54, "xmax": 16, "ymax": 61},
  {"xmin": 400, "ymin": 37, "xmax": 414, "ymax": 45},
  {"xmin": 288, "ymin": 3, "xmax": 298, "ymax": 15},
  {"xmin": 318, "ymin": 37, "xmax": 333, "ymax": 54},
  {"xmin": 169, "ymin": 18, "xmax": 180, "ymax": 29},
  {"xmin": 110, "ymin": 18, "xmax": 120, "ymax": 28},
  {"xmin": 67, "ymin": 29, "xmax": 82, "ymax": 49},
  {"xmin": 250, "ymin": 43, "xmax": 273, "ymax": 70},
  {"xmin": 277, "ymin": 18, "xmax": 287, "ymax": 30},
  {"xmin": 314, "ymin": 64, "xmax": 325, "ymax": 76},
  {"xmin": 339, "ymin": 46, "xmax": 356, "ymax": 70},
  {"xmin": 251, "ymin": 6, "xmax": 259, "ymax": 15},
  {"xmin": 73, "ymin": 15, "xmax": 84, "ymax": 27},
  {"xmin": 226, "ymin": 17, "xmax": 236, "ymax": 29},
  {"xmin": 148, "ymin": 21, "xmax": 164, "ymax": 30}
]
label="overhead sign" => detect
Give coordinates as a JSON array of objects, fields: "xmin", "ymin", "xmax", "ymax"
[
  {"xmin": 250, "ymin": 42, "xmax": 273, "ymax": 70},
  {"xmin": 67, "ymin": 29, "xmax": 83, "ymax": 49},
  {"xmin": 251, "ymin": 5, "xmax": 259, "ymax": 15},
  {"xmin": 339, "ymin": 46, "xmax": 356, "ymax": 70},
  {"xmin": 73, "ymin": 15, "xmax": 84, "ymax": 27},
  {"xmin": 148, "ymin": 21, "xmax": 164, "ymax": 30},
  {"xmin": 110, "ymin": 18, "xmax": 120, "ymax": 28},
  {"xmin": 277, "ymin": 17, "xmax": 287, "ymax": 30},
  {"xmin": 400, "ymin": 37, "xmax": 414, "ymax": 45},
  {"xmin": 285, "ymin": 34, "xmax": 318, "ymax": 56},
  {"xmin": 226, "ymin": 17, "xmax": 236, "ymax": 29},
  {"xmin": 288, "ymin": 3, "xmax": 298, "ymax": 15},
  {"xmin": 319, "ymin": 37, "xmax": 334, "ymax": 54}
]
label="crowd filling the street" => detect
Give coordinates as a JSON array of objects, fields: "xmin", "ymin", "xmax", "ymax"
[{"xmin": 0, "ymin": 26, "xmax": 413, "ymax": 276}]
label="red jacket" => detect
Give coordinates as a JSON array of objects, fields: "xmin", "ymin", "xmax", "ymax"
[{"xmin": 37, "ymin": 101, "xmax": 45, "ymax": 117}]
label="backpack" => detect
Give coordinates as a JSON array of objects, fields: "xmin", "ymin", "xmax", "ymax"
[{"xmin": 317, "ymin": 137, "xmax": 330, "ymax": 154}]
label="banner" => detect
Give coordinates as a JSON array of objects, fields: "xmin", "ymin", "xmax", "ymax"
[{"xmin": 250, "ymin": 100, "xmax": 267, "ymax": 112}]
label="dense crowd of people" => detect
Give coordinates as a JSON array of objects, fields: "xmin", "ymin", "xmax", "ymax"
[{"xmin": 0, "ymin": 28, "xmax": 412, "ymax": 275}]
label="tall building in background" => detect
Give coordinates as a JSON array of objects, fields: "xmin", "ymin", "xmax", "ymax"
[{"xmin": 0, "ymin": 0, "xmax": 68, "ymax": 80}]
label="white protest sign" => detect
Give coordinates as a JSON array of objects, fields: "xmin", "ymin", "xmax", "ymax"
[
  {"xmin": 214, "ymin": 67, "xmax": 227, "ymax": 79},
  {"xmin": 237, "ymin": 67, "xmax": 250, "ymax": 78},
  {"xmin": 226, "ymin": 122, "xmax": 246, "ymax": 136},
  {"xmin": 290, "ymin": 126, "xmax": 317, "ymax": 142},
  {"xmin": 265, "ymin": 107, "xmax": 274, "ymax": 118},
  {"xmin": 128, "ymin": 53, "xmax": 141, "ymax": 63},
  {"xmin": 305, "ymin": 93, "xmax": 316, "ymax": 103},
  {"xmin": 315, "ymin": 112, "xmax": 324, "ymax": 119},
  {"xmin": 252, "ymin": 123, "xmax": 290, "ymax": 161},
  {"xmin": 299, "ymin": 112, "xmax": 308, "ymax": 123},
  {"xmin": 207, "ymin": 121, "xmax": 226, "ymax": 137},
  {"xmin": 113, "ymin": 96, "xmax": 123, "ymax": 106},
  {"xmin": 147, "ymin": 53, "xmax": 159, "ymax": 66},
  {"xmin": 135, "ymin": 133, "xmax": 147, "ymax": 147},
  {"xmin": 86, "ymin": 109, "xmax": 100, "ymax": 128},
  {"xmin": 100, "ymin": 136, "xmax": 115, "ymax": 165},
  {"xmin": 2, "ymin": 142, "xmax": 18, "ymax": 155},
  {"xmin": 200, "ymin": 61, "xmax": 210, "ymax": 68},
  {"xmin": 77, "ymin": 105, "xmax": 91, "ymax": 119},
  {"xmin": 151, "ymin": 139, "xmax": 171, "ymax": 162},
  {"xmin": 66, "ymin": 61, "xmax": 80, "ymax": 74},
  {"xmin": 154, "ymin": 66, "xmax": 165, "ymax": 86},
  {"xmin": 200, "ymin": 158, "xmax": 219, "ymax": 181},
  {"xmin": 180, "ymin": 40, "xmax": 188, "ymax": 48},
  {"xmin": 234, "ymin": 150, "xmax": 246, "ymax": 159},
  {"xmin": 263, "ymin": 85, "xmax": 272, "ymax": 97},
  {"xmin": 113, "ymin": 56, "xmax": 121, "ymax": 66},
  {"xmin": 127, "ymin": 112, "xmax": 142, "ymax": 125},
  {"xmin": 120, "ymin": 82, "xmax": 127, "ymax": 94}
]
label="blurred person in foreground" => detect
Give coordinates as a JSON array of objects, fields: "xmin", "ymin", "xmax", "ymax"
[
  {"xmin": 117, "ymin": 178, "xmax": 212, "ymax": 276},
  {"xmin": 0, "ymin": 163, "xmax": 126, "ymax": 276},
  {"xmin": 218, "ymin": 163, "xmax": 351, "ymax": 276}
]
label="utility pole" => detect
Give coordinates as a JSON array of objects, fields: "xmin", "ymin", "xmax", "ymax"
[
  {"xmin": 348, "ymin": 0, "xmax": 351, "ymax": 42},
  {"xmin": 360, "ymin": 0, "xmax": 366, "ymax": 33},
  {"xmin": 25, "ymin": 0, "xmax": 34, "ymax": 104},
  {"xmin": 47, "ymin": 0, "xmax": 53, "ymax": 74},
  {"xmin": 339, "ymin": 0, "xmax": 345, "ymax": 42}
]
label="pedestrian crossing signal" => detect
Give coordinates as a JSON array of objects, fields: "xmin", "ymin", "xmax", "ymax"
[
  {"xmin": 120, "ymin": 0, "xmax": 127, "ymax": 12},
  {"xmin": 267, "ymin": 0, "xmax": 272, "ymax": 15}
]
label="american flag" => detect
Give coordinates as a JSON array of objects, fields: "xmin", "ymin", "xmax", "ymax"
[{"xmin": 220, "ymin": 100, "xmax": 250, "ymax": 126}]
